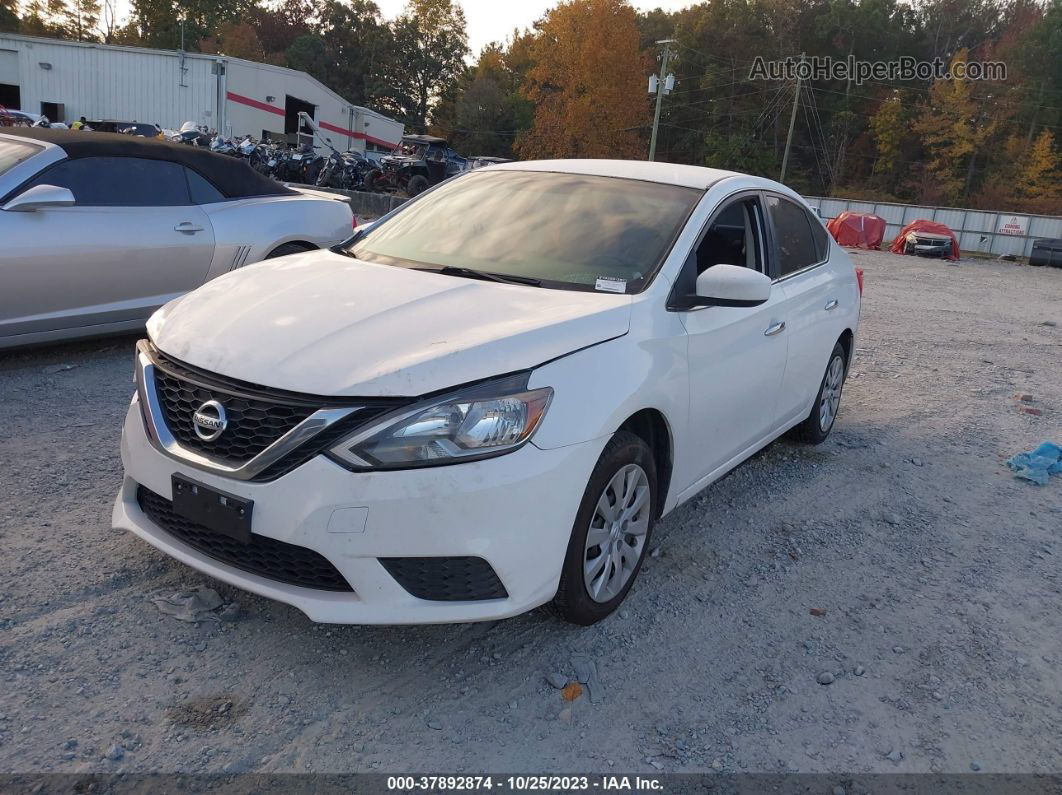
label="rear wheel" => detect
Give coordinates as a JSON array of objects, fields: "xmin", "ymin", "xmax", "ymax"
[
  {"xmin": 407, "ymin": 174, "xmax": 430, "ymax": 196},
  {"xmin": 266, "ymin": 242, "xmax": 313, "ymax": 259},
  {"xmin": 790, "ymin": 342, "xmax": 846, "ymax": 444},
  {"xmin": 551, "ymin": 431, "xmax": 657, "ymax": 625}
]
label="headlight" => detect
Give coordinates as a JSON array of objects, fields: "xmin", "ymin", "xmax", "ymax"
[{"xmin": 328, "ymin": 375, "xmax": 553, "ymax": 470}]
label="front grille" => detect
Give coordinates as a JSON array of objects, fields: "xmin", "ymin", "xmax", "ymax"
[
  {"xmin": 153, "ymin": 367, "xmax": 316, "ymax": 466},
  {"xmin": 137, "ymin": 486, "xmax": 353, "ymax": 592},
  {"xmin": 379, "ymin": 557, "xmax": 508, "ymax": 601},
  {"xmin": 147, "ymin": 349, "xmax": 399, "ymax": 479}
]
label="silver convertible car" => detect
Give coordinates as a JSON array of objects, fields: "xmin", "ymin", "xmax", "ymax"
[{"xmin": 0, "ymin": 128, "xmax": 354, "ymax": 349}]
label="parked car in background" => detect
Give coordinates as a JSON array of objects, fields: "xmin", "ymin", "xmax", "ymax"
[
  {"xmin": 114, "ymin": 159, "xmax": 861, "ymax": 626},
  {"xmin": 469, "ymin": 156, "xmax": 512, "ymax": 169},
  {"xmin": 0, "ymin": 108, "xmax": 42, "ymax": 127},
  {"xmin": 0, "ymin": 128, "xmax": 354, "ymax": 349},
  {"xmin": 364, "ymin": 134, "xmax": 468, "ymax": 196},
  {"xmin": 86, "ymin": 120, "xmax": 163, "ymax": 138}
]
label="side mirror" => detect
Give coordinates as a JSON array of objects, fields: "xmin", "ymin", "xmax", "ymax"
[
  {"xmin": 2, "ymin": 184, "xmax": 76, "ymax": 212},
  {"xmin": 686, "ymin": 264, "xmax": 771, "ymax": 308}
]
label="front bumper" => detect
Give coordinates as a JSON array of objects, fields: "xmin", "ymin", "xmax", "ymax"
[{"xmin": 114, "ymin": 400, "xmax": 604, "ymax": 624}]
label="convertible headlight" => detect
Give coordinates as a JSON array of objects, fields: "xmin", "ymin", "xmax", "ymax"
[{"xmin": 328, "ymin": 377, "xmax": 553, "ymax": 469}]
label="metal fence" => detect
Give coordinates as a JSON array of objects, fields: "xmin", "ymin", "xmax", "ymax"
[{"xmin": 804, "ymin": 196, "xmax": 1062, "ymax": 258}]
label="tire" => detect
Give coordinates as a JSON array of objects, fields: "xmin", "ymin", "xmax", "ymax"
[
  {"xmin": 266, "ymin": 242, "xmax": 313, "ymax": 259},
  {"xmin": 789, "ymin": 342, "xmax": 847, "ymax": 444},
  {"xmin": 407, "ymin": 174, "xmax": 430, "ymax": 196},
  {"xmin": 551, "ymin": 431, "xmax": 657, "ymax": 625}
]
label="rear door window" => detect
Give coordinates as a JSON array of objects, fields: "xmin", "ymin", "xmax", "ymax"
[
  {"xmin": 26, "ymin": 156, "xmax": 190, "ymax": 206},
  {"xmin": 766, "ymin": 195, "xmax": 822, "ymax": 277}
]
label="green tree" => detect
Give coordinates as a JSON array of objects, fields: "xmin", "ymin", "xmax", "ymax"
[
  {"xmin": 314, "ymin": 0, "xmax": 391, "ymax": 105},
  {"xmin": 285, "ymin": 34, "xmax": 329, "ymax": 82},
  {"xmin": 0, "ymin": 0, "xmax": 19, "ymax": 32},
  {"xmin": 380, "ymin": 0, "xmax": 469, "ymax": 132},
  {"xmin": 127, "ymin": 0, "xmax": 255, "ymax": 49}
]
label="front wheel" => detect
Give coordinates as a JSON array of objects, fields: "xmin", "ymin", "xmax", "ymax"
[
  {"xmin": 789, "ymin": 342, "xmax": 847, "ymax": 444},
  {"xmin": 551, "ymin": 431, "xmax": 657, "ymax": 625}
]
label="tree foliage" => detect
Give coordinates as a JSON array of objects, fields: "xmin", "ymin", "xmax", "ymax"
[{"xmin": 1, "ymin": 0, "xmax": 1059, "ymax": 213}]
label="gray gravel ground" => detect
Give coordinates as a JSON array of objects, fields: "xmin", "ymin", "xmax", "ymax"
[{"xmin": 1, "ymin": 249, "xmax": 1060, "ymax": 775}]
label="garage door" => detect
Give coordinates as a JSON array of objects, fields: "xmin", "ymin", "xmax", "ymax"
[{"xmin": 0, "ymin": 49, "xmax": 18, "ymax": 86}]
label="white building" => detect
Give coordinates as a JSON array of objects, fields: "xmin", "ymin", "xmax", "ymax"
[{"xmin": 0, "ymin": 33, "xmax": 404, "ymax": 153}]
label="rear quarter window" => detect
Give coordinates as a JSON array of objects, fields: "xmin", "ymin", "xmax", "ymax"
[{"xmin": 0, "ymin": 139, "xmax": 42, "ymax": 178}]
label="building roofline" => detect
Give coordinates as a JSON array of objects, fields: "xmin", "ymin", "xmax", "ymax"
[{"xmin": 0, "ymin": 32, "xmax": 397, "ymax": 122}]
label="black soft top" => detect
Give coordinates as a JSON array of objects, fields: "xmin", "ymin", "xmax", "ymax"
[{"xmin": 1, "ymin": 127, "xmax": 295, "ymax": 198}]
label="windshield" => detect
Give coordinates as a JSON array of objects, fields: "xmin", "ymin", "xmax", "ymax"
[
  {"xmin": 0, "ymin": 139, "xmax": 41, "ymax": 177},
  {"xmin": 347, "ymin": 170, "xmax": 701, "ymax": 292},
  {"xmin": 396, "ymin": 141, "xmax": 428, "ymax": 157}
]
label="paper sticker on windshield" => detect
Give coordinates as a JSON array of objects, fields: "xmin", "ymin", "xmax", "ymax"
[{"xmin": 595, "ymin": 277, "xmax": 627, "ymax": 293}]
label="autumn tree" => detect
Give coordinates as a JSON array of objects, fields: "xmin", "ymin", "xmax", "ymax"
[
  {"xmin": 1016, "ymin": 129, "xmax": 1060, "ymax": 210},
  {"xmin": 913, "ymin": 49, "xmax": 1001, "ymax": 204},
  {"xmin": 869, "ymin": 93, "xmax": 909, "ymax": 191},
  {"xmin": 199, "ymin": 21, "xmax": 269, "ymax": 61},
  {"xmin": 516, "ymin": 0, "xmax": 648, "ymax": 160}
]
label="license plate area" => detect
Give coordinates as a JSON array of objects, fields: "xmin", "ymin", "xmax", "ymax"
[{"xmin": 171, "ymin": 474, "xmax": 252, "ymax": 544}]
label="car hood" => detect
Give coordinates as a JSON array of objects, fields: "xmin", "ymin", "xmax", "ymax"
[{"xmin": 147, "ymin": 250, "xmax": 631, "ymax": 397}]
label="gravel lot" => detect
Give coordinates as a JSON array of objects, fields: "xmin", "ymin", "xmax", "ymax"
[{"xmin": 1, "ymin": 249, "xmax": 1060, "ymax": 776}]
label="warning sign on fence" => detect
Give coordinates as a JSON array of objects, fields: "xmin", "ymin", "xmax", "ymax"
[{"xmin": 998, "ymin": 216, "xmax": 1028, "ymax": 236}]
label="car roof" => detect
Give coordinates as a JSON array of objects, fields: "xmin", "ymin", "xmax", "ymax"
[
  {"xmin": 489, "ymin": 158, "xmax": 744, "ymax": 190},
  {"xmin": 402, "ymin": 135, "xmax": 447, "ymax": 144},
  {"xmin": 0, "ymin": 127, "xmax": 294, "ymax": 199}
]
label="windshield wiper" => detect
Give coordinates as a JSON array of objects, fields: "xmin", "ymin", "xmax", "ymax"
[{"xmin": 427, "ymin": 266, "xmax": 541, "ymax": 287}]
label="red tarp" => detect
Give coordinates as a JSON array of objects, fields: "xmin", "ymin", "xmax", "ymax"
[
  {"xmin": 826, "ymin": 211, "xmax": 887, "ymax": 249},
  {"xmin": 889, "ymin": 220, "xmax": 961, "ymax": 261}
]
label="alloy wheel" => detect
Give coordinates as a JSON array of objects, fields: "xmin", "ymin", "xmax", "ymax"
[
  {"xmin": 819, "ymin": 355, "xmax": 845, "ymax": 432},
  {"xmin": 583, "ymin": 464, "xmax": 651, "ymax": 603}
]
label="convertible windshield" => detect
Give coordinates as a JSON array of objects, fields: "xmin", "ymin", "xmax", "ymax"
[
  {"xmin": 348, "ymin": 170, "xmax": 701, "ymax": 292},
  {"xmin": 0, "ymin": 139, "xmax": 41, "ymax": 177}
]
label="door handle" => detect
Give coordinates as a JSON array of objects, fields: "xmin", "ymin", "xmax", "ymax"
[
  {"xmin": 764, "ymin": 321, "xmax": 786, "ymax": 336},
  {"xmin": 824, "ymin": 299, "xmax": 839, "ymax": 311},
  {"xmin": 174, "ymin": 222, "xmax": 204, "ymax": 233}
]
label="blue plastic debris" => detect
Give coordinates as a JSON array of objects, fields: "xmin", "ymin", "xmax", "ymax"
[{"xmin": 1006, "ymin": 441, "xmax": 1062, "ymax": 486}]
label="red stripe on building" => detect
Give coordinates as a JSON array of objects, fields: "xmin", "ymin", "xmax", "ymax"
[
  {"xmin": 318, "ymin": 119, "xmax": 397, "ymax": 149},
  {"xmin": 226, "ymin": 92, "xmax": 398, "ymax": 148},
  {"xmin": 225, "ymin": 91, "xmax": 285, "ymax": 116}
]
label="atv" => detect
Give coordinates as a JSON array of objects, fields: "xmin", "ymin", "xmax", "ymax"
[{"xmin": 364, "ymin": 135, "xmax": 468, "ymax": 196}]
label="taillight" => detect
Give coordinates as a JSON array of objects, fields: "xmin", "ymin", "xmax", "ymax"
[
  {"xmin": 855, "ymin": 266, "xmax": 864, "ymax": 295},
  {"xmin": 352, "ymin": 216, "xmax": 359, "ymax": 230}
]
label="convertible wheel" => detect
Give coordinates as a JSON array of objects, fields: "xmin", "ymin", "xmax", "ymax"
[
  {"xmin": 551, "ymin": 431, "xmax": 656, "ymax": 625},
  {"xmin": 790, "ymin": 342, "xmax": 847, "ymax": 444},
  {"xmin": 266, "ymin": 242, "xmax": 313, "ymax": 259}
]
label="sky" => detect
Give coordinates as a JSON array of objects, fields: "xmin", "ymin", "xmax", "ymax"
[{"xmin": 376, "ymin": 0, "xmax": 699, "ymax": 56}]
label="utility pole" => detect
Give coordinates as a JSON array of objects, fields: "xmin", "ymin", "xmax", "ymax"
[
  {"xmin": 648, "ymin": 39, "xmax": 677, "ymax": 162},
  {"xmin": 779, "ymin": 52, "xmax": 805, "ymax": 184}
]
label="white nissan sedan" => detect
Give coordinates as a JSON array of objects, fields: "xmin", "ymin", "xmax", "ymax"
[{"xmin": 113, "ymin": 160, "xmax": 861, "ymax": 625}]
